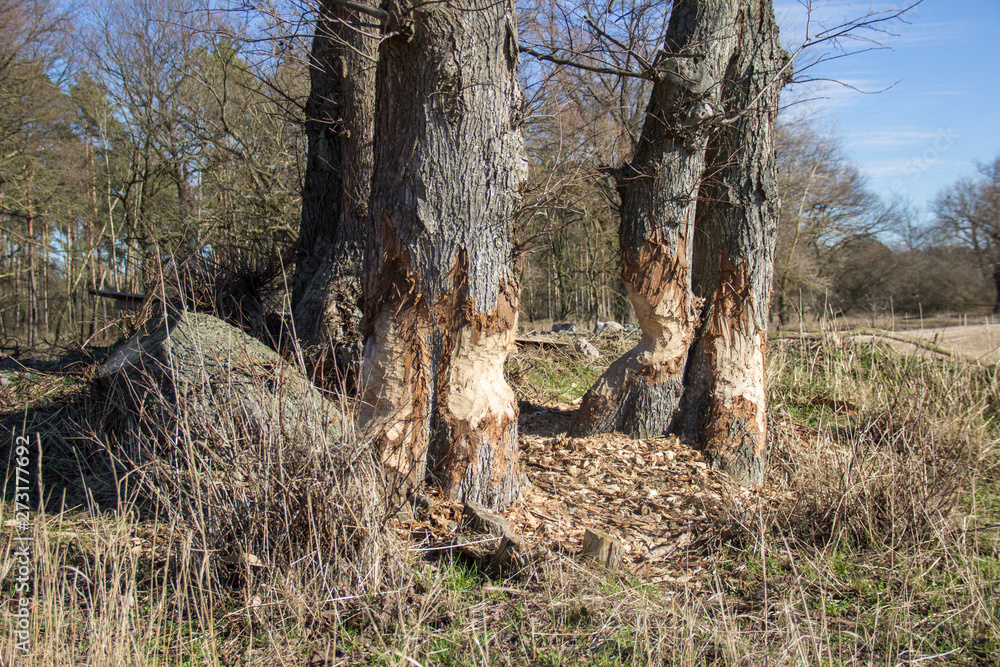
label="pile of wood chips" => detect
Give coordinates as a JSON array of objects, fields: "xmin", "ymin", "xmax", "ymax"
[{"xmin": 393, "ymin": 403, "xmax": 788, "ymax": 592}]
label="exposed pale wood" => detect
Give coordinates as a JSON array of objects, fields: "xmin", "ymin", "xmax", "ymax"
[
  {"xmin": 361, "ymin": 0, "xmax": 526, "ymax": 509},
  {"xmin": 680, "ymin": 0, "xmax": 788, "ymax": 486},
  {"xmin": 571, "ymin": 0, "xmax": 744, "ymax": 439}
]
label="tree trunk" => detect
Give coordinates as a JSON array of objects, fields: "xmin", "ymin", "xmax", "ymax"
[
  {"xmin": 572, "ymin": 0, "xmax": 742, "ymax": 438},
  {"xmin": 361, "ymin": 0, "xmax": 526, "ymax": 509},
  {"xmin": 43, "ymin": 220, "xmax": 50, "ymax": 336},
  {"xmin": 291, "ymin": 2, "xmax": 377, "ymax": 381},
  {"xmin": 992, "ymin": 262, "xmax": 1000, "ymax": 314},
  {"xmin": 26, "ymin": 165, "xmax": 38, "ymax": 347},
  {"xmin": 680, "ymin": 0, "xmax": 789, "ymax": 486}
]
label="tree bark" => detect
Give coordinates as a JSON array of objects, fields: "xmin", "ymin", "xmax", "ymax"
[
  {"xmin": 360, "ymin": 0, "xmax": 527, "ymax": 509},
  {"xmin": 992, "ymin": 262, "xmax": 1000, "ymax": 314},
  {"xmin": 26, "ymin": 165, "xmax": 38, "ymax": 347},
  {"xmin": 572, "ymin": 0, "xmax": 742, "ymax": 439},
  {"xmin": 680, "ymin": 0, "xmax": 789, "ymax": 486},
  {"xmin": 291, "ymin": 2, "xmax": 377, "ymax": 380}
]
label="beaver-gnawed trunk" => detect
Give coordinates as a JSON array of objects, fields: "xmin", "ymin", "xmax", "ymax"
[{"xmin": 360, "ymin": 0, "xmax": 526, "ymax": 510}]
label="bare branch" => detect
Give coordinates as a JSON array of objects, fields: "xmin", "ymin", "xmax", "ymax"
[
  {"xmin": 583, "ymin": 15, "xmax": 652, "ymax": 74},
  {"xmin": 518, "ymin": 46, "xmax": 655, "ymax": 80},
  {"xmin": 322, "ymin": 0, "xmax": 388, "ymax": 23}
]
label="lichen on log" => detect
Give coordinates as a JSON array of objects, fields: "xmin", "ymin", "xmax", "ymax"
[{"xmin": 98, "ymin": 308, "xmax": 347, "ymax": 448}]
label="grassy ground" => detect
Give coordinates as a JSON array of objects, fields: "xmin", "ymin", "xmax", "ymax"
[{"xmin": 1, "ymin": 330, "xmax": 999, "ymax": 666}]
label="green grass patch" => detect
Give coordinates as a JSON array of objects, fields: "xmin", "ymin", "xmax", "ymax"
[{"xmin": 506, "ymin": 350, "xmax": 604, "ymax": 403}]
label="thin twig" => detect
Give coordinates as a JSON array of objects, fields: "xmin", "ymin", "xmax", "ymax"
[{"xmin": 583, "ymin": 15, "xmax": 653, "ymax": 74}]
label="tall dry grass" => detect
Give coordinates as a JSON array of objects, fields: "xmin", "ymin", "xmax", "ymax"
[
  {"xmin": 763, "ymin": 333, "xmax": 998, "ymax": 547},
  {"xmin": 2, "ymin": 310, "xmax": 404, "ymax": 665},
  {"xmin": 2, "ymin": 321, "xmax": 999, "ymax": 665}
]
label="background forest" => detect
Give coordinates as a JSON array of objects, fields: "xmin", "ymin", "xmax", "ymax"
[{"xmin": 2, "ymin": 0, "xmax": 998, "ymax": 354}]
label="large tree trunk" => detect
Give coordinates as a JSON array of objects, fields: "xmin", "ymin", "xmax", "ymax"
[
  {"xmin": 291, "ymin": 2, "xmax": 377, "ymax": 380},
  {"xmin": 680, "ymin": 0, "xmax": 789, "ymax": 486},
  {"xmin": 572, "ymin": 0, "xmax": 742, "ymax": 439},
  {"xmin": 360, "ymin": 0, "xmax": 526, "ymax": 509}
]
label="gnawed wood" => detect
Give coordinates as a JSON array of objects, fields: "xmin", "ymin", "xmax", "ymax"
[
  {"xmin": 684, "ymin": 256, "xmax": 768, "ymax": 486},
  {"xmin": 680, "ymin": 0, "xmax": 788, "ymax": 486},
  {"xmin": 361, "ymin": 0, "xmax": 526, "ymax": 510},
  {"xmin": 571, "ymin": 0, "xmax": 743, "ymax": 439},
  {"xmin": 582, "ymin": 527, "xmax": 623, "ymax": 569}
]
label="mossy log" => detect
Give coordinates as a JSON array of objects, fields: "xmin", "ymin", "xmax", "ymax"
[{"xmin": 97, "ymin": 308, "xmax": 346, "ymax": 447}]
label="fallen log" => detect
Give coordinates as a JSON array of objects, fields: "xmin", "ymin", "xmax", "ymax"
[
  {"xmin": 770, "ymin": 327, "xmax": 986, "ymax": 365},
  {"xmin": 97, "ymin": 307, "xmax": 346, "ymax": 446},
  {"xmin": 515, "ymin": 336, "xmax": 572, "ymax": 349}
]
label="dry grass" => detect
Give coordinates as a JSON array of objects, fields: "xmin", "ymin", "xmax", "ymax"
[
  {"xmin": 2, "ymin": 324, "xmax": 402, "ymax": 665},
  {"xmin": 1, "ymin": 323, "xmax": 999, "ymax": 665}
]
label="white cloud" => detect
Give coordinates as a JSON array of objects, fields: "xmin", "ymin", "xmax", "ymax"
[
  {"xmin": 781, "ymin": 75, "xmax": 892, "ymax": 118},
  {"xmin": 848, "ymin": 127, "xmax": 953, "ymax": 149},
  {"xmin": 880, "ymin": 21, "xmax": 967, "ymax": 47},
  {"xmin": 862, "ymin": 157, "xmax": 965, "ymax": 179},
  {"xmin": 776, "ymin": 2, "xmax": 967, "ymax": 55}
]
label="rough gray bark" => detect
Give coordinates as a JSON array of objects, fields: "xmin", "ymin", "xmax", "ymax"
[
  {"xmin": 572, "ymin": 0, "xmax": 742, "ymax": 439},
  {"xmin": 680, "ymin": 0, "xmax": 789, "ymax": 485},
  {"xmin": 360, "ymin": 0, "xmax": 527, "ymax": 509},
  {"xmin": 291, "ymin": 2, "xmax": 377, "ymax": 381}
]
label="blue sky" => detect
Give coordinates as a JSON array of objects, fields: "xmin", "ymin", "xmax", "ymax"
[{"xmin": 774, "ymin": 0, "xmax": 1000, "ymax": 218}]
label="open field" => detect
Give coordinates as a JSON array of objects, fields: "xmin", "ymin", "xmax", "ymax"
[
  {"xmin": 2, "ymin": 331, "xmax": 999, "ymax": 665},
  {"xmin": 527, "ymin": 314, "xmax": 1000, "ymax": 363},
  {"xmin": 770, "ymin": 314, "xmax": 1000, "ymax": 364},
  {"xmin": 871, "ymin": 323, "xmax": 1000, "ymax": 364}
]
